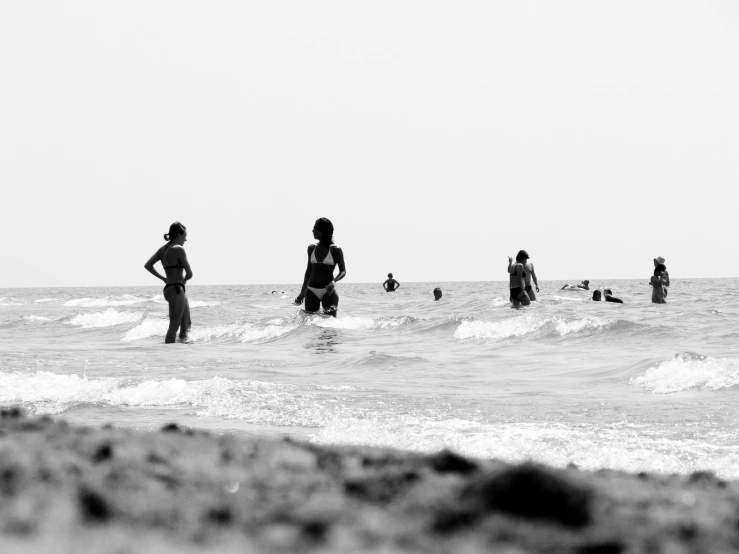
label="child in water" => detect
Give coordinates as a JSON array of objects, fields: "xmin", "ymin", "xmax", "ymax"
[{"xmin": 650, "ymin": 264, "xmax": 668, "ymax": 304}]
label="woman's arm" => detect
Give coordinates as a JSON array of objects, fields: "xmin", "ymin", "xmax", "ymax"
[
  {"xmin": 663, "ymin": 270, "xmax": 670, "ymax": 287},
  {"xmin": 530, "ymin": 263, "xmax": 539, "ymax": 292},
  {"xmin": 294, "ymin": 245, "xmax": 314, "ymax": 304},
  {"xmin": 144, "ymin": 248, "xmax": 166, "ymax": 283},
  {"xmin": 326, "ymin": 247, "xmax": 346, "ymax": 294},
  {"xmin": 178, "ymin": 248, "xmax": 193, "ymax": 281},
  {"xmin": 394, "ymin": 280, "xmax": 400, "ymax": 289}
]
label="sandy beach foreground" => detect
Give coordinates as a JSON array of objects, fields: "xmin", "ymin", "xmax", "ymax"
[{"xmin": 0, "ymin": 410, "xmax": 736, "ymax": 553}]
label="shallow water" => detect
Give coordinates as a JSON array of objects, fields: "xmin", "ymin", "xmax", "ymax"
[{"xmin": 1, "ymin": 279, "xmax": 738, "ymax": 478}]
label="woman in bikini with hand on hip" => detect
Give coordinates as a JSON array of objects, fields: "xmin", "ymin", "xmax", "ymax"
[
  {"xmin": 144, "ymin": 222, "xmax": 193, "ymax": 343},
  {"xmin": 294, "ymin": 218, "xmax": 346, "ymax": 317}
]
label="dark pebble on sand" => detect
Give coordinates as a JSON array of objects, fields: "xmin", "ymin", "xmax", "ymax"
[
  {"xmin": 206, "ymin": 506, "xmax": 233, "ymax": 525},
  {"xmin": 428, "ymin": 450, "xmax": 478, "ymax": 475},
  {"xmin": 462, "ymin": 462, "xmax": 593, "ymax": 527},
  {"xmin": 91, "ymin": 443, "xmax": 113, "ymax": 463},
  {"xmin": 78, "ymin": 486, "xmax": 111, "ymax": 523},
  {"xmin": 0, "ymin": 467, "xmax": 19, "ymax": 496}
]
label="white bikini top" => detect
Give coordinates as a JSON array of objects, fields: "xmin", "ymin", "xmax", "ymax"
[{"xmin": 310, "ymin": 244, "xmax": 335, "ymax": 266}]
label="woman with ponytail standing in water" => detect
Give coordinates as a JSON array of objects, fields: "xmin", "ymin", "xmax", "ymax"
[
  {"xmin": 144, "ymin": 222, "xmax": 193, "ymax": 343},
  {"xmin": 294, "ymin": 218, "xmax": 346, "ymax": 317}
]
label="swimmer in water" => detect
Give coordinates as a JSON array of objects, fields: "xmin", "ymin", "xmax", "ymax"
[
  {"xmin": 592, "ymin": 289, "xmax": 624, "ymax": 303},
  {"xmin": 561, "ymin": 280, "xmax": 590, "ymax": 291},
  {"xmin": 650, "ymin": 264, "xmax": 668, "ymax": 304},
  {"xmin": 294, "ymin": 218, "xmax": 346, "ymax": 317},
  {"xmin": 603, "ymin": 288, "xmax": 623, "ymax": 303},
  {"xmin": 433, "ymin": 287, "xmax": 442, "ymax": 301},
  {"xmin": 508, "ymin": 253, "xmax": 539, "ymax": 300},
  {"xmin": 144, "ymin": 222, "xmax": 192, "ymax": 343},
  {"xmin": 509, "ymin": 250, "xmax": 531, "ymax": 307},
  {"xmin": 383, "ymin": 273, "xmax": 400, "ymax": 292}
]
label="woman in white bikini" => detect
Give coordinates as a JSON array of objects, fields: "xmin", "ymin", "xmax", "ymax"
[
  {"xmin": 294, "ymin": 218, "xmax": 346, "ymax": 317},
  {"xmin": 144, "ymin": 222, "xmax": 193, "ymax": 343}
]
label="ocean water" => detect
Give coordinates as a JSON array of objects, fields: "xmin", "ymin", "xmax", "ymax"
[{"xmin": 1, "ymin": 279, "xmax": 738, "ymax": 478}]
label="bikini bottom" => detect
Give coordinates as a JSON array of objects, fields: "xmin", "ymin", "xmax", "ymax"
[
  {"xmin": 510, "ymin": 287, "xmax": 523, "ymax": 302},
  {"xmin": 164, "ymin": 283, "xmax": 186, "ymax": 295},
  {"xmin": 307, "ymin": 284, "xmax": 332, "ymax": 300}
]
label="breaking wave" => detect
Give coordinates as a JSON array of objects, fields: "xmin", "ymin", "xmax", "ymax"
[
  {"xmin": 630, "ymin": 352, "xmax": 739, "ymax": 394},
  {"xmin": 66, "ymin": 309, "xmax": 143, "ymax": 329}
]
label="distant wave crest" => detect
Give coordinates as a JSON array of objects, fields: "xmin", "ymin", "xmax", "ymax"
[
  {"xmin": 67, "ymin": 309, "xmax": 142, "ymax": 329},
  {"xmin": 454, "ymin": 314, "xmax": 613, "ymax": 341},
  {"xmin": 65, "ymin": 295, "xmax": 150, "ymax": 308}
]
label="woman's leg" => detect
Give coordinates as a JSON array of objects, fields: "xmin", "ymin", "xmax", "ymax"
[
  {"xmin": 164, "ymin": 287, "xmax": 186, "ymax": 343},
  {"xmin": 179, "ymin": 294, "xmax": 191, "ymax": 340},
  {"xmin": 322, "ymin": 290, "xmax": 339, "ymax": 317},
  {"xmin": 305, "ymin": 289, "xmax": 321, "ymax": 312}
]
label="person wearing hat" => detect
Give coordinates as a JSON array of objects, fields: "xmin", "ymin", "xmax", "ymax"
[
  {"xmin": 508, "ymin": 250, "xmax": 532, "ymax": 307},
  {"xmin": 508, "ymin": 250, "xmax": 540, "ymax": 300},
  {"xmin": 654, "ymin": 257, "xmax": 670, "ymax": 296}
]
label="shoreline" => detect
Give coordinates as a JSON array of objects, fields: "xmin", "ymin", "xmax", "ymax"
[{"xmin": 0, "ymin": 410, "xmax": 736, "ymax": 553}]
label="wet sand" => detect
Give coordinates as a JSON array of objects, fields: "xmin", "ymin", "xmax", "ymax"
[{"xmin": 0, "ymin": 408, "xmax": 737, "ymax": 553}]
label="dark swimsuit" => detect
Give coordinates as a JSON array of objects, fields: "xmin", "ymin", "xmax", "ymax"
[
  {"xmin": 510, "ymin": 267, "xmax": 526, "ymax": 301},
  {"xmin": 162, "ymin": 245, "xmax": 186, "ymax": 295}
]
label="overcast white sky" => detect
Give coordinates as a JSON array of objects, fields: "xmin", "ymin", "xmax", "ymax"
[{"xmin": 1, "ymin": 1, "xmax": 738, "ymax": 287}]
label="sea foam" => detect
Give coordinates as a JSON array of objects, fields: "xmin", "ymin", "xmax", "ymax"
[
  {"xmin": 121, "ymin": 317, "xmax": 296, "ymax": 343},
  {"xmin": 305, "ymin": 315, "xmax": 415, "ymax": 330},
  {"xmin": 311, "ymin": 416, "xmax": 739, "ymax": 479},
  {"xmin": 0, "ymin": 372, "xmax": 349, "ymax": 428},
  {"xmin": 67, "ymin": 309, "xmax": 142, "ymax": 329},
  {"xmin": 630, "ymin": 353, "xmax": 739, "ymax": 394}
]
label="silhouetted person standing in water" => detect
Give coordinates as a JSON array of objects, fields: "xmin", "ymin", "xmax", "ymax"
[
  {"xmin": 508, "ymin": 253, "xmax": 539, "ymax": 300},
  {"xmin": 509, "ymin": 250, "xmax": 531, "ymax": 307},
  {"xmin": 383, "ymin": 273, "xmax": 400, "ymax": 292},
  {"xmin": 144, "ymin": 222, "xmax": 192, "ymax": 343},
  {"xmin": 654, "ymin": 256, "xmax": 670, "ymax": 297},
  {"xmin": 650, "ymin": 264, "xmax": 668, "ymax": 304},
  {"xmin": 294, "ymin": 218, "xmax": 346, "ymax": 317}
]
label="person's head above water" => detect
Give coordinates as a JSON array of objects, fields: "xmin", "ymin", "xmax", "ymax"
[
  {"xmin": 592, "ymin": 290, "xmax": 602, "ymax": 301},
  {"xmin": 433, "ymin": 288, "xmax": 442, "ymax": 300},
  {"xmin": 654, "ymin": 263, "xmax": 666, "ymax": 276},
  {"xmin": 164, "ymin": 221, "xmax": 187, "ymax": 243},
  {"xmin": 313, "ymin": 217, "xmax": 334, "ymax": 245},
  {"xmin": 515, "ymin": 250, "xmax": 530, "ymax": 263},
  {"xmin": 654, "ymin": 256, "xmax": 666, "ymax": 267},
  {"xmin": 388, "ymin": 273, "xmax": 393, "ymax": 279}
]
